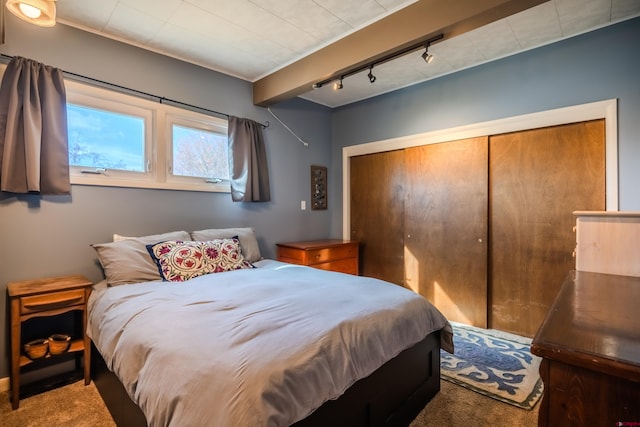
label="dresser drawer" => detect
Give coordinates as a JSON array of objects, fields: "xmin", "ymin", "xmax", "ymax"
[
  {"xmin": 277, "ymin": 246, "xmax": 306, "ymax": 264},
  {"xmin": 20, "ymin": 289, "xmax": 86, "ymax": 315},
  {"xmin": 277, "ymin": 239, "xmax": 360, "ymax": 275},
  {"xmin": 313, "ymin": 258, "xmax": 359, "ymax": 275},
  {"xmin": 305, "ymin": 244, "xmax": 357, "ymax": 264}
]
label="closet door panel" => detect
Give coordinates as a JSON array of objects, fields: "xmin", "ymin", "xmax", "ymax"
[
  {"xmin": 489, "ymin": 119, "xmax": 605, "ymax": 337},
  {"xmin": 350, "ymin": 150, "xmax": 405, "ymax": 285},
  {"xmin": 405, "ymin": 137, "xmax": 489, "ymax": 327}
]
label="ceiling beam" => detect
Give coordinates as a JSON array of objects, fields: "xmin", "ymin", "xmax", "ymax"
[{"xmin": 253, "ymin": 0, "xmax": 547, "ymax": 107}]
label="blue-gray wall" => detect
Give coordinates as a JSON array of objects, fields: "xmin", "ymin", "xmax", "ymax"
[
  {"xmin": 1, "ymin": 13, "xmax": 638, "ymax": 380},
  {"xmin": 0, "ymin": 14, "xmax": 332, "ymax": 378},
  {"xmin": 329, "ymin": 17, "xmax": 640, "ymax": 237}
]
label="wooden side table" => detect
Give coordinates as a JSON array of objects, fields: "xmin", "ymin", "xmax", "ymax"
[
  {"xmin": 276, "ymin": 239, "xmax": 359, "ymax": 275},
  {"xmin": 8, "ymin": 274, "xmax": 93, "ymax": 409}
]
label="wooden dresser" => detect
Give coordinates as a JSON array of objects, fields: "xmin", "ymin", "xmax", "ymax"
[
  {"xmin": 532, "ymin": 212, "xmax": 640, "ymax": 426},
  {"xmin": 276, "ymin": 239, "xmax": 359, "ymax": 275},
  {"xmin": 531, "ymin": 271, "xmax": 640, "ymax": 426}
]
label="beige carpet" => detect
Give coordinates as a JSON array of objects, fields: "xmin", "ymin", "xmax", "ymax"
[
  {"xmin": 0, "ymin": 381, "xmax": 115, "ymax": 427},
  {"xmin": 1, "ymin": 379, "xmax": 538, "ymax": 426},
  {"xmin": 411, "ymin": 380, "xmax": 539, "ymax": 426}
]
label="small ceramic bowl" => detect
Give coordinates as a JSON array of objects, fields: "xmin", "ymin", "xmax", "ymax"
[
  {"xmin": 24, "ymin": 338, "xmax": 49, "ymax": 360},
  {"xmin": 48, "ymin": 334, "xmax": 71, "ymax": 355}
]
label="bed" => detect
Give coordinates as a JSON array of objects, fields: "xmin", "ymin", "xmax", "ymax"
[{"xmin": 87, "ymin": 228, "xmax": 454, "ymax": 426}]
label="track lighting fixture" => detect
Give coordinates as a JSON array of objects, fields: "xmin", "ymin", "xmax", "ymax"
[
  {"xmin": 6, "ymin": 0, "xmax": 56, "ymax": 27},
  {"xmin": 367, "ymin": 66, "xmax": 376, "ymax": 83},
  {"xmin": 421, "ymin": 46, "xmax": 434, "ymax": 63},
  {"xmin": 310, "ymin": 33, "xmax": 443, "ymax": 92}
]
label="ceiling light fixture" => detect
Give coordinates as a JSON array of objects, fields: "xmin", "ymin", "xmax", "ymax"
[
  {"xmin": 311, "ymin": 33, "xmax": 444, "ymax": 91},
  {"xmin": 421, "ymin": 45, "xmax": 434, "ymax": 63},
  {"xmin": 367, "ymin": 66, "xmax": 376, "ymax": 83},
  {"xmin": 6, "ymin": 0, "xmax": 56, "ymax": 27}
]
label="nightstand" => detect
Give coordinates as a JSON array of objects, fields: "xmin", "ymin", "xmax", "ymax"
[
  {"xmin": 8, "ymin": 274, "xmax": 93, "ymax": 410},
  {"xmin": 276, "ymin": 239, "xmax": 359, "ymax": 275}
]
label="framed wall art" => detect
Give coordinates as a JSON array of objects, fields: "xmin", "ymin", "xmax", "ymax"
[{"xmin": 311, "ymin": 165, "xmax": 327, "ymax": 210}]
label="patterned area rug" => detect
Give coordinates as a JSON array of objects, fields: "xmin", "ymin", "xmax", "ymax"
[{"xmin": 440, "ymin": 322, "xmax": 543, "ymax": 410}]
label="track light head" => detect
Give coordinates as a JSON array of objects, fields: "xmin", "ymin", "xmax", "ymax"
[
  {"xmin": 367, "ymin": 66, "xmax": 376, "ymax": 83},
  {"xmin": 421, "ymin": 47, "xmax": 434, "ymax": 63},
  {"xmin": 333, "ymin": 77, "xmax": 343, "ymax": 90}
]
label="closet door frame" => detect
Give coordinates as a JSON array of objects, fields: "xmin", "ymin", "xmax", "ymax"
[{"xmin": 342, "ymin": 99, "xmax": 618, "ymax": 239}]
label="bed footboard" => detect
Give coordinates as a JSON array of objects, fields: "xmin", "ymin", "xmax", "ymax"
[
  {"xmin": 91, "ymin": 331, "xmax": 441, "ymax": 427},
  {"xmin": 293, "ymin": 331, "xmax": 441, "ymax": 427}
]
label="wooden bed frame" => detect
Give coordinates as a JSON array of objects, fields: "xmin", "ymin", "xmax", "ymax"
[{"xmin": 91, "ymin": 330, "xmax": 442, "ymax": 427}]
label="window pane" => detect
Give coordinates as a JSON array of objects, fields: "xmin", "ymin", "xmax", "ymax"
[
  {"xmin": 172, "ymin": 124, "xmax": 229, "ymax": 179},
  {"xmin": 67, "ymin": 103, "xmax": 145, "ymax": 172}
]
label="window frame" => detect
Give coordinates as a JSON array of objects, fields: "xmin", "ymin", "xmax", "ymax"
[
  {"xmin": 164, "ymin": 111, "xmax": 230, "ymax": 191},
  {"xmin": 66, "ymin": 79, "xmax": 231, "ymax": 193},
  {"xmin": 66, "ymin": 91, "xmax": 155, "ymax": 184}
]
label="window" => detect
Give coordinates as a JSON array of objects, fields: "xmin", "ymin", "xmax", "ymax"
[
  {"xmin": 67, "ymin": 103, "xmax": 147, "ymax": 173},
  {"xmin": 66, "ymin": 79, "xmax": 230, "ymax": 192},
  {"xmin": 167, "ymin": 114, "xmax": 229, "ymax": 186}
]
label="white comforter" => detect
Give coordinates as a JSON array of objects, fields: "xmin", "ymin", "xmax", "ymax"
[{"xmin": 88, "ymin": 260, "xmax": 453, "ymax": 427}]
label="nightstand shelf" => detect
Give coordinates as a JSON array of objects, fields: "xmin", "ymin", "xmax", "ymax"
[
  {"xmin": 8, "ymin": 274, "xmax": 93, "ymax": 410},
  {"xmin": 276, "ymin": 239, "xmax": 359, "ymax": 275},
  {"xmin": 19, "ymin": 338, "xmax": 85, "ymax": 367}
]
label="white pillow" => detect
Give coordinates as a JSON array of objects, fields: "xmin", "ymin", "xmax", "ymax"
[
  {"xmin": 189, "ymin": 227, "xmax": 261, "ymax": 262},
  {"xmin": 93, "ymin": 230, "xmax": 191, "ymax": 286},
  {"xmin": 113, "ymin": 230, "xmax": 191, "ymax": 243}
]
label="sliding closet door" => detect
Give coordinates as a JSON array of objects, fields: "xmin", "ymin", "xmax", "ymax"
[
  {"xmin": 405, "ymin": 137, "xmax": 489, "ymax": 327},
  {"xmin": 489, "ymin": 119, "xmax": 605, "ymax": 337},
  {"xmin": 350, "ymin": 150, "xmax": 405, "ymax": 285}
]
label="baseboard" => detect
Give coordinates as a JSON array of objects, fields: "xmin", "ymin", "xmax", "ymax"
[{"xmin": 0, "ymin": 360, "xmax": 77, "ymax": 395}]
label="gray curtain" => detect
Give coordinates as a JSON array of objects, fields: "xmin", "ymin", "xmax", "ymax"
[
  {"xmin": 0, "ymin": 56, "xmax": 70, "ymax": 195},
  {"xmin": 228, "ymin": 116, "xmax": 271, "ymax": 202}
]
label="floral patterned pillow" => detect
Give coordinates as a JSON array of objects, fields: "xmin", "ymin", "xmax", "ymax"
[{"xmin": 146, "ymin": 238, "xmax": 253, "ymax": 282}]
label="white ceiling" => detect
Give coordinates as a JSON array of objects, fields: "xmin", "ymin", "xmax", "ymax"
[{"xmin": 55, "ymin": 0, "xmax": 640, "ymax": 108}]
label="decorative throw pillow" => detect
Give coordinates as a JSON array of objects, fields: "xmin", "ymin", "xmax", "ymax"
[{"xmin": 146, "ymin": 238, "xmax": 253, "ymax": 282}]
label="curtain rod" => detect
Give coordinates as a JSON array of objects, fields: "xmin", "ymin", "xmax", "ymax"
[{"xmin": 0, "ymin": 53, "xmax": 269, "ymax": 128}]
